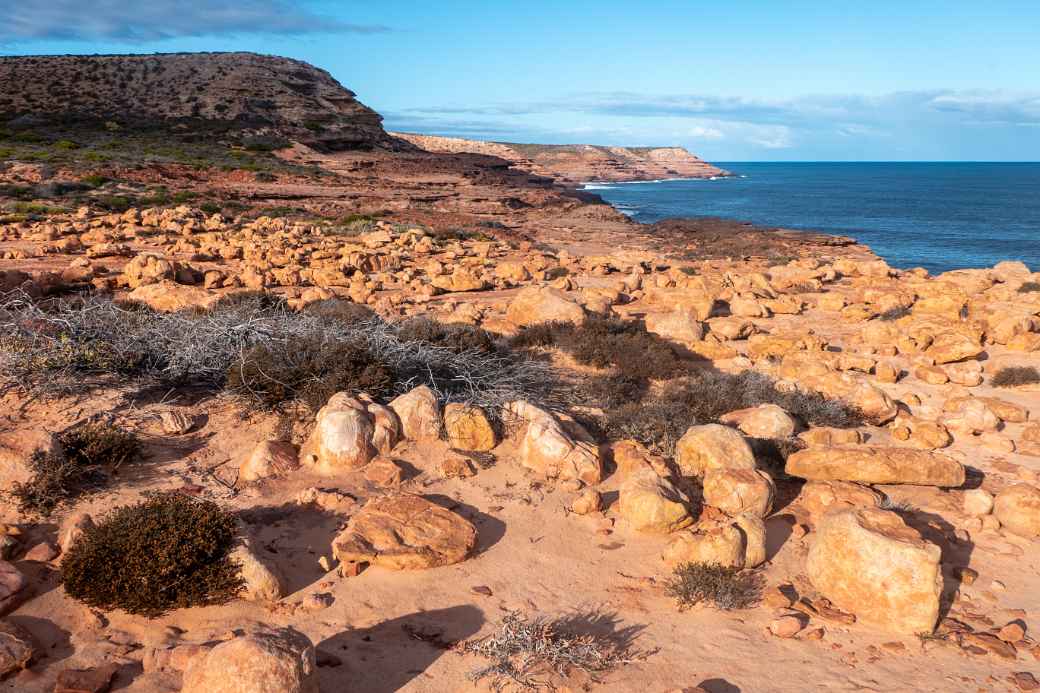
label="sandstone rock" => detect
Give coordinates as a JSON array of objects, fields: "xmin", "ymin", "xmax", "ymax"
[
  {"xmin": 121, "ymin": 253, "xmax": 177, "ymax": 288},
  {"xmin": 769, "ymin": 614, "xmax": 806, "ymax": 638},
  {"xmin": 702, "ymin": 468, "xmax": 776, "ymax": 518},
  {"xmin": 734, "ymin": 512, "xmax": 767, "ymax": 568},
  {"xmin": 645, "ymin": 309, "xmax": 705, "ymax": 344},
  {"xmin": 611, "ymin": 439, "xmax": 672, "ymax": 479},
  {"xmin": 994, "ymin": 484, "xmax": 1040, "ymax": 538},
  {"xmin": 730, "ymin": 296, "xmax": 769, "ymax": 318},
  {"xmin": 366, "ymin": 402, "xmax": 401, "ymax": 455},
  {"xmin": 438, "ymin": 454, "xmax": 476, "ymax": 479},
  {"xmin": 444, "ymin": 404, "xmax": 497, "ymax": 451},
  {"xmin": 506, "ymin": 401, "xmax": 603, "ymax": 485},
  {"xmin": 618, "ymin": 466, "xmax": 693, "ymax": 533},
  {"xmin": 182, "ymin": 626, "xmax": 318, "ymax": 693},
  {"xmin": 389, "ymin": 386, "xmax": 442, "ymax": 441},
  {"xmin": 506, "ymin": 287, "xmax": 585, "ymax": 326},
  {"xmin": 570, "ymin": 488, "xmax": 602, "ymax": 515},
  {"xmin": 54, "ymin": 664, "xmax": 119, "ymax": 693},
  {"xmin": 798, "ymin": 427, "xmax": 863, "ymax": 447},
  {"xmin": 800, "ymin": 371, "xmax": 898, "ymax": 425},
  {"xmin": 126, "ymin": 279, "xmax": 220, "ymax": 312},
  {"xmin": 301, "ymin": 395, "xmax": 376, "ymax": 474},
  {"xmin": 431, "ymin": 265, "xmax": 485, "ymax": 292},
  {"xmin": 363, "ymin": 457, "xmax": 405, "ymax": 487},
  {"xmin": 231, "ymin": 535, "xmax": 284, "ymax": 602},
  {"xmin": 942, "ymin": 397, "xmax": 1001, "ymax": 433},
  {"xmin": 798, "ymin": 480, "xmax": 883, "ymax": 518},
  {"xmin": 159, "ymin": 410, "xmax": 195, "ymax": 434},
  {"xmin": 719, "ymin": 404, "xmax": 796, "ymax": 439},
  {"xmin": 786, "ymin": 446, "xmax": 965, "ymax": 487},
  {"xmin": 240, "ymin": 440, "xmax": 299, "ymax": 482},
  {"xmin": 674, "ymin": 424, "xmax": 755, "ymax": 477},
  {"xmin": 0, "ymin": 620, "xmax": 33, "ymax": 677},
  {"xmin": 807, "ymin": 508, "xmax": 942, "ymax": 634},
  {"xmin": 0, "ymin": 561, "xmax": 26, "ymax": 615},
  {"xmin": 331, "ymin": 494, "xmax": 477, "ymax": 570},
  {"xmin": 925, "ymin": 331, "xmax": 983, "ymax": 364},
  {"xmin": 663, "ymin": 523, "xmax": 746, "ymax": 569},
  {"xmin": 963, "ymin": 488, "xmax": 995, "ymax": 517}
]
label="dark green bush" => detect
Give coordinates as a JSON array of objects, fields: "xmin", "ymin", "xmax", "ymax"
[
  {"xmin": 11, "ymin": 422, "xmax": 141, "ymax": 516},
  {"xmin": 991, "ymin": 366, "xmax": 1040, "ymax": 387},
  {"xmin": 227, "ymin": 335, "xmax": 394, "ymax": 410},
  {"xmin": 302, "ymin": 298, "xmax": 375, "ymax": 324},
  {"xmin": 511, "ymin": 316, "xmax": 691, "ymax": 381},
  {"xmin": 62, "ymin": 494, "xmax": 243, "ymax": 616},
  {"xmin": 665, "ymin": 562, "xmax": 763, "ymax": 610},
  {"xmin": 396, "ymin": 317, "xmax": 498, "ymax": 354}
]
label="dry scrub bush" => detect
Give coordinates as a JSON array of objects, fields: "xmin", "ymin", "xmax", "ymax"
[
  {"xmin": 461, "ymin": 611, "xmax": 644, "ymax": 691},
  {"xmin": 11, "ymin": 421, "xmax": 140, "ymax": 516},
  {"xmin": 991, "ymin": 366, "xmax": 1040, "ymax": 388},
  {"xmin": 665, "ymin": 562, "xmax": 763, "ymax": 611},
  {"xmin": 0, "ymin": 292, "xmax": 555, "ymax": 416},
  {"xmin": 62, "ymin": 494, "xmax": 243, "ymax": 616},
  {"xmin": 601, "ymin": 370, "xmax": 862, "ymax": 456},
  {"xmin": 511, "ymin": 316, "xmax": 694, "ymax": 381},
  {"xmin": 1017, "ymin": 282, "xmax": 1040, "ymax": 294}
]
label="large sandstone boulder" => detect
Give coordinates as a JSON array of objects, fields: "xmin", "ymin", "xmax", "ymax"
[
  {"xmin": 121, "ymin": 253, "xmax": 177, "ymax": 288},
  {"xmin": 332, "ymin": 494, "xmax": 477, "ymax": 570},
  {"xmin": 993, "ymin": 484, "xmax": 1040, "ymax": 538},
  {"xmin": 786, "ymin": 447, "xmax": 965, "ymax": 487},
  {"xmin": 618, "ymin": 466, "xmax": 694, "ymax": 533},
  {"xmin": 807, "ymin": 508, "xmax": 942, "ymax": 634},
  {"xmin": 662, "ymin": 523, "xmax": 746, "ymax": 569},
  {"xmin": 444, "ymin": 404, "xmax": 497, "ymax": 452},
  {"xmin": 645, "ymin": 309, "xmax": 705, "ymax": 344},
  {"xmin": 182, "ymin": 626, "xmax": 318, "ymax": 693},
  {"xmin": 719, "ymin": 404, "xmax": 796, "ymax": 439},
  {"xmin": 505, "ymin": 401, "xmax": 603, "ymax": 484},
  {"xmin": 798, "ymin": 371, "xmax": 898, "ymax": 425},
  {"xmin": 366, "ymin": 402, "xmax": 401, "ymax": 455},
  {"xmin": 126, "ymin": 280, "xmax": 220, "ymax": 312},
  {"xmin": 924, "ymin": 331, "xmax": 983, "ymax": 364},
  {"xmin": 674, "ymin": 424, "xmax": 755, "ymax": 477},
  {"xmin": 389, "ymin": 386, "xmax": 442, "ymax": 441},
  {"xmin": 506, "ymin": 287, "xmax": 586, "ymax": 327},
  {"xmin": 702, "ymin": 468, "xmax": 776, "ymax": 518},
  {"xmin": 300, "ymin": 394, "xmax": 377, "ymax": 474}
]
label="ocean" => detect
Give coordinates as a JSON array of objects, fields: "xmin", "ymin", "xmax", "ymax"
[{"xmin": 584, "ymin": 162, "xmax": 1040, "ymax": 275}]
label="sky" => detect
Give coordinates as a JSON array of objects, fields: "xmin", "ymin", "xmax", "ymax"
[{"xmin": 2, "ymin": 1, "xmax": 1039, "ymax": 161}]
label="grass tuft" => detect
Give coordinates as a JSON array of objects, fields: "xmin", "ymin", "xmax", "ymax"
[
  {"xmin": 991, "ymin": 366, "xmax": 1040, "ymax": 388},
  {"xmin": 665, "ymin": 562, "xmax": 763, "ymax": 611}
]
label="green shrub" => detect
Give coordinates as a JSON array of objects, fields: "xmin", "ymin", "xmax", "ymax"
[
  {"xmin": 227, "ymin": 335, "xmax": 395, "ymax": 410},
  {"xmin": 10, "ymin": 422, "xmax": 141, "ymax": 516},
  {"xmin": 62, "ymin": 494, "xmax": 243, "ymax": 616},
  {"xmin": 80, "ymin": 174, "xmax": 110, "ymax": 187},
  {"xmin": 991, "ymin": 366, "xmax": 1040, "ymax": 388},
  {"xmin": 665, "ymin": 562, "xmax": 763, "ymax": 610},
  {"xmin": 511, "ymin": 316, "xmax": 692, "ymax": 381},
  {"xmin": 52, "ymin": 140, "xmax": 80, "ymax": 150},
  {"xmin": 396, "ymin": 317, "xmax": 498, "ymax": 354}
]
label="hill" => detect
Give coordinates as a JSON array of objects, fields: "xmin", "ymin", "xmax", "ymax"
[{"xmin": 0, "ymin": 52, "xmax": 396, "ymax": 151}]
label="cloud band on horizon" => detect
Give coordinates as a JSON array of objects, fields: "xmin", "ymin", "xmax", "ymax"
[{"xmin": 0, "ymin": 1, "xmax": 389, "ymax": 43}]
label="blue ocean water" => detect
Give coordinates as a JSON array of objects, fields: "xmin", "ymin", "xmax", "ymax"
[{"xmin": 585, "ymin": 162, "xmax": 1040, "ymax": 274}]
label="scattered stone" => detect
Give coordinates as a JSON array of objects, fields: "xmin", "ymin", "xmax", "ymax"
[
  {"xmin": 300, "ymin": 394, "xmax": 377, "ymax": 474},
  {"xmin": 506, "ymin": 286, "xmax": 585, "ymax": 326},
  {"xmin": 702, "ymin": 468, "xmax": 776, "ymax": 518},
  {"xmin": 159, "ymin": 410, "xmax": 196, "ymax": 435},
  {"xmin": 963, "ymin": 488, "xmax": 995, "ymax": 517},
  {"xmin": 389, "ymin": 386, "xmax": 442, "ymax": 441},
  {"xmin": 618, "ymin": 465, "xmax": 694, "ymax": 533},
  {"xmin": 332, "ymin": 494, "xmax": 477, "ymax": 571},
  {"xmin": 0, "ymin": 561, "xmax": 26, "ymax": 616},
  {"xmin": 769, "ymin": 614, "xmax": 806, "ymax": 638},
  {"xmin": 182, "ymin": 626, "xmax": 318, "ymax": 693},
  {"xmin": 569, "ymin": 488, "xmax": 601, "ymax": 515},
  {"xmin": 663, "ymin": 523, "xmax": 746, "ymax": 569},
  {"xmin": 23, "ymin": 541, "xmax": 57, "ymax": 562},
  {"xmin": 719, "ymin": 404, "xmax": 797, "ymax": 439},
  {"xmin": 506, "ymin": 401, "xmax": 603, "ymax": 484}
]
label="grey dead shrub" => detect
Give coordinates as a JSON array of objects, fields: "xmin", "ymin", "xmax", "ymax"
[
  {"xmin": 461, "ymin": 611, "xmax": 646, "ymax": 691},
  {"xmin": 0, "ymin": 292, "xmax": 556, "ymax": 416},
  {"xmin": 665, "ymin": 562, "xmax": 763, "ymax": 611}
]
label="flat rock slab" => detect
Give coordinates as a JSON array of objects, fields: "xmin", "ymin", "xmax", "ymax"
[
  {"xmin": 332, "ymin": 494, "xmax": 477, "ymax": 570},
  {"xmin": 786, "ymin": 446, "xmax": 965, "ymax": 487}
]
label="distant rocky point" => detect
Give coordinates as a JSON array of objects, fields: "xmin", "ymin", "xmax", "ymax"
[
  {"xmin": 392, "ymin": 132, "xmax": 729, "ymax": 183},
  {"xmin": 0, "ymin": 52, "xmax": 398, "ymax": 152}
]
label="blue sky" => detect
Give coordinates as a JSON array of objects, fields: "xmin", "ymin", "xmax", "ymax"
[{"xmin": 3, "ymin": 1, "xmax": 1038, "ymax": 161}]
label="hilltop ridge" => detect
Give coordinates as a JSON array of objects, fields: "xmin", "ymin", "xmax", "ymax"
[
  {"xmin": 0, "ymin": 52, "xmax": 398, "ymax": 151},
  {"xmin": 392, "ymin": 132, "xmax": 729, "ymax": 183}
]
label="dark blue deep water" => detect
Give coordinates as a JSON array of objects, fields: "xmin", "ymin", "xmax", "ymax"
[{"xmin": 586, "ymin": 162, "xmax": 1040, "ymax": 274}]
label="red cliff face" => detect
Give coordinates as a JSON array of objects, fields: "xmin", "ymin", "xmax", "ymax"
[{"xmin": 391, "ymin": 133, "xmax": 729, "ymax": 183}]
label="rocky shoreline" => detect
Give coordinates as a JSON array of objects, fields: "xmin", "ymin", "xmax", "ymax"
[{"xmin": 0, "ymin": 52, "xmax": 1039, "ymax": 693}]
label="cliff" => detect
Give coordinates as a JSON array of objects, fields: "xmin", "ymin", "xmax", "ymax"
[
  {"xmin": 391, "ymin": 132, "xmax": 729, "ymax": 183},
  {"xmin": 0, "ymin": 52, "xmax": 398, "ymax": 152}
]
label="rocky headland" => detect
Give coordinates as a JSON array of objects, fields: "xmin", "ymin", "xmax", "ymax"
[
  {"xmin": 393, "ymin": 132, "xmax": 730, "ymax": 183},
  {"xmin": 0, "ymin": 53, "xmax": 1039, "ymax": 693}
]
